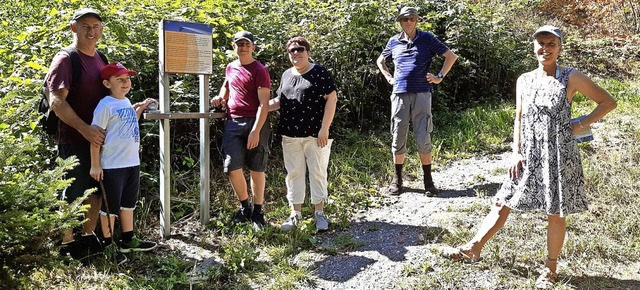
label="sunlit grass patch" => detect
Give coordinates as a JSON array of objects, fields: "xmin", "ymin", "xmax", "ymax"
[{"xmin": 434, "ymin": 103, "xmax": 514, "ymax": 161}]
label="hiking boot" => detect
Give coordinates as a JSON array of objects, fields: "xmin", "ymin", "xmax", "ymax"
[
  {"xmin": 119, "ymin": 235, "xmax": 157, "ymax": 253},
  {"xmin": 281, "ymin": 214, "xmax": 299, "ymax": 232},
  {"xmin": 59, "ymin": 240, "xmax": 92, "ymax": 261},
  {"xmin": 232, "ymin": 206, "xmax": 252, "ymax": 224},
  {"xmin": 314, "ymin": 211, "xmax": 329, "ymax": 231},
  {"xmin": 59, "ymin": 234, "xmax": 103, "ymax": 263},
  {"xmin": 251, "ymin": 209, "xmax": 267, "ymax": 230},
  {"xmin": 425, "ymin": 183, "xmax": 440, "ymax": 197},
  {"xmin": 388, "ymin": 176, "xmax": 402, "ymax": 195},
  {"xmin": 81, "ymin": 233, "xmax": 104, "ymax": 255}
]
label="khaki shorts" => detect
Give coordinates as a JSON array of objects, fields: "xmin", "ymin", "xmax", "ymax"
[{"xmin": 390, "ymin": 92, "xmax": 433, "ymax": 155}]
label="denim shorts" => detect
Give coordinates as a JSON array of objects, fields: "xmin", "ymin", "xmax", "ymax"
[{"xmin": 222, "ymin": 118, "xmax": 270, "ymax": 173}]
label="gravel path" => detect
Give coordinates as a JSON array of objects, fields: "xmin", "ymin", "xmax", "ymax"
[{"xmin": 293, "ymin": 152, "xmax": 512, "ymax": 289}]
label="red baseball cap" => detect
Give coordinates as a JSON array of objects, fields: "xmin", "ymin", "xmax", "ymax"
[{"xmin": 100, "ymin": 62, "xmax": 137, "ymax": 80}]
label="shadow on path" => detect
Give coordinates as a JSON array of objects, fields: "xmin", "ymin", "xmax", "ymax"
[
  {"xmin": 566, "ymin": 275, "xmax": 640, "ymax": 289},
  {"xmin": 314, "ymin": 221, "xmax": 448, "ymax": 282}
]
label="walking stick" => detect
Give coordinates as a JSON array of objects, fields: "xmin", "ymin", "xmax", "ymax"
[{"xmin": 99, "ymin": 180, "xmax": 120, "ymax": 269}]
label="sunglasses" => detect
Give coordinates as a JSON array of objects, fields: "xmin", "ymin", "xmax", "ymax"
[
  {"xmin": 288, "ymin": 47, "xmax": 306, "ymax": 54},
  {"xmin": 400, "ymin": 17, "xmax": 418, "ymax": 22}
]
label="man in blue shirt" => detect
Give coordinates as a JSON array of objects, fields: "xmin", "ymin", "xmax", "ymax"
[{"xmin": 376, "ymin": 6, "xmax": 458, "ymax": 196}]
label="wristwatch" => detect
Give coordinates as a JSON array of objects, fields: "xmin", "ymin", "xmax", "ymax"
[{"xmin": 437, "ymin": 72, "xmax": 444, "ymax": 78}]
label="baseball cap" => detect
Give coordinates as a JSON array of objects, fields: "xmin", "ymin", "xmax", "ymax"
[
  {"xmin": 532, "ymin": 25, "xmax": 562, "ymax": 41},
  {"xmin": 72, "ymin": 8, "xmax": 102, "ymax": 22},
  {"xmin": 100, "ymin": 62, "xmax": 137, "ymax": 80},
  {"xmin": 233, "ymin": 30, "xmax": 254, "ymax": 44},
  {"xmin": 396, "ymin": 7, "xmax": 421, "ymax": 21}
]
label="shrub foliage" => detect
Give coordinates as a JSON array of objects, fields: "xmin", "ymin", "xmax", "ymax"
[{"xmin": 1, "ymin": 0, "xmax": 637, "ymax": 286}]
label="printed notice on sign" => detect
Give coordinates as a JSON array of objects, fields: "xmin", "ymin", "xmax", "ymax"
[{"xmin": 161, "ymin": 20, "xmax": 213, "ymax": 75}]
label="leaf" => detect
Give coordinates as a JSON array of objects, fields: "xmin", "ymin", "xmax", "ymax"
[{"xmin": 26, "ymin": 61, "xmax": 42, "ymax": 70}]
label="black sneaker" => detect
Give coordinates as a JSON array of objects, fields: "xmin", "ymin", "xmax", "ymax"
[
  {"xmin": 389, "ymin": 176, "xmax": 403, "ymax": 195},
  {"xmin": 119, "ymin": 235, "xmax": 157, "ymax": 253},
  {"xmin": 251, "ymin": 209, "xmax": 266, "ymax": 230},
  {"xmin": 104, "ymin": 243, "xmax": 128, "ymax": 265},
  {"xmin": 232, "ymin": 207, "xmax": 252, "ymax": 224}
]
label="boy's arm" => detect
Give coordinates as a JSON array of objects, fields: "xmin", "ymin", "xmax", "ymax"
[
  {"xmin": 133, "ymin": 98, "xmax": 158, "ymax": 120},
  {"xmin": 89, "ymin": 143, "xmax": 103, "ymax": 181}
]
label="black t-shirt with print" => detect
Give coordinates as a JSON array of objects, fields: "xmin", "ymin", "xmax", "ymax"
[{"xmin": 276, "ymin": 64, "xmax": 336, "ymax": 138}]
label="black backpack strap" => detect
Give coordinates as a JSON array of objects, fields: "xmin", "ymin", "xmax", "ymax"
[
  {"xmin": 60, "ymin": 47, "xmax": 109, "ymax": 86},
  {"xmin": 97, "ymin": 51, "xmax": 109, "ymax": 65},
  {"xmin": 61, "ymin": 47, "xmax": 81, "ymax": 86}
]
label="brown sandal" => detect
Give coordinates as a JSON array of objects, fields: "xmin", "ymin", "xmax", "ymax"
[
  {"xmin": 535, "ymin": 257, "xmax": 559, "ymax": 289},
  {"xmin": 440, "ymin": 246, "xmax": 481, "ymax": 263}
]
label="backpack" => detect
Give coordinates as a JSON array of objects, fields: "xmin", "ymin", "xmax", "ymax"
[{"xmin": 39, "ymin": 47, "xmax": 108, "ymax": 137}]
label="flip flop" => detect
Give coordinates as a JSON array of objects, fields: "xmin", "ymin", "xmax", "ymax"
[{"xmin": 440, "ymin": 246, "xmax": 481, "ymax": 263}]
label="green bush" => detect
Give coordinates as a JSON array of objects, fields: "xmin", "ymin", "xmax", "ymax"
[
  {"xmin": 0, "ymin": 91, "xmax": 86, "ymax": 286},
  {"xmin": 0, "ymin": 0, "xmax": 561, "ymax": 286}
]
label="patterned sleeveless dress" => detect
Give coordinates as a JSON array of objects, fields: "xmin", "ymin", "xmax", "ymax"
[{"xmin": 496, "ymin": 66, "xmax": 588, "ymax": 217}]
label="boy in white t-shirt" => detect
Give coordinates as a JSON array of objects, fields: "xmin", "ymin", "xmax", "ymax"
[{"xmin": 90, "ymin": 62, "xmax": 157, "ymax": 255}]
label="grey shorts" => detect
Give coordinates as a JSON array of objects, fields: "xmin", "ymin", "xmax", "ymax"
[
  {"xmin": 222, "ymin": 118, "xmax": 270, "ymax": 173},
  {"xmin": 390, "ymin": 92, "xmax": 433, "ymax": 155}
]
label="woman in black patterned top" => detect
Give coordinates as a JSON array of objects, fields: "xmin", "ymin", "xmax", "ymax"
[
  {"xmin": 269, "ymin": 37, "xmax": 338, "ymax": 232},
  {"xmin": 442, "ymin": 25, "xmax": 616, "ymax": 288}
]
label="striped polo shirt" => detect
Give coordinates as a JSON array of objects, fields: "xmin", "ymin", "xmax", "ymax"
[{"xmin": 381, "ymin": 29, "xmax": 449, "ymax": 94}]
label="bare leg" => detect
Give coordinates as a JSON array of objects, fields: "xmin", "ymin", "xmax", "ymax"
[
  {"xmin": 82, "ymin": 194, "xmax": 102, "ymax": 235},
  {"xmin": 62, "ymin": 229, "xmax": 74, "ymax": 244},
  {"xmin": 249, "ymin": 170, "xmax": 265, "ymax": 205},
  {"xmin": 393, "ymin": 154, "xmax": 405, "ymax": 165},
  {"xmin": 100, "ymin": 214, "xmax": 117, "ymax": 238},
  {"xmin": 120, "ymin": 210, "xmax": 134, "ymax": 233},
  {"xmin": 419, "ymin": 152, "xmax": 432, "ymax": 165},
  {"xmin": 314, "ymin": 201, "xmax": 324, "ymax": 212},
  {"xmin": 546, "ymin": 215, "xmax": 566, "ymax": 273},
  {"xmin": 460, "ymin": 204, "xmax": 511, "ymax": 258},
  {"xmin": 228, "ymin": 169, "xmax": 248, "ymax": 201}
]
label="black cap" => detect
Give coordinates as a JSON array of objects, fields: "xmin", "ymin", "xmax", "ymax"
[
  {"xmin": 72, "ymin": 8, "xmax": 102, "ymax": 22},
  {"xmin": 233, "ymin": 30, "xmax": 254, "ymax": 44}
]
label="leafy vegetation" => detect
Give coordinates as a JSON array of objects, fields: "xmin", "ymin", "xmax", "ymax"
[{"xmin": 0, "ymin": 0, "xmax": 638, "ymax": 289}]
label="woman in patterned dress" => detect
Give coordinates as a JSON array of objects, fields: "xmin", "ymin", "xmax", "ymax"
[{"xmin": 442, "ymin": 25, "xmax": 616, "ymax": 288}]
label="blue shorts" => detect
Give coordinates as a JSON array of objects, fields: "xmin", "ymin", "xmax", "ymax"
[
  {"xmin": 222, "ymin": 118, "xmax": 270, "ymax": 173},
  {"xmin": 101, "ymin": 166, "xmax": 140, "ymax": 216},
  {"xmin": 59, "ymin": 144, "xmax": 101, "ymax": 203}
]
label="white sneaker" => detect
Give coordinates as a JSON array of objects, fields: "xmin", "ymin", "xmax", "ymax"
[
  {"xmin": 281, "ymin": 214, "xmax": 299, "ymax": 232},
  {"xmin": 314, "ymin": 211, "xmax": 329, "ymax": 231}
]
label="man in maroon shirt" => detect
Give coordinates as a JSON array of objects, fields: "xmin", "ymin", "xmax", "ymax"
[
  {"xmin": 211, "ymin": 31, "xmax": 271, "ymax": 230},
  {"xmin": 47, "ymin": 8, "xmax": 109, "ymax": 261}
]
